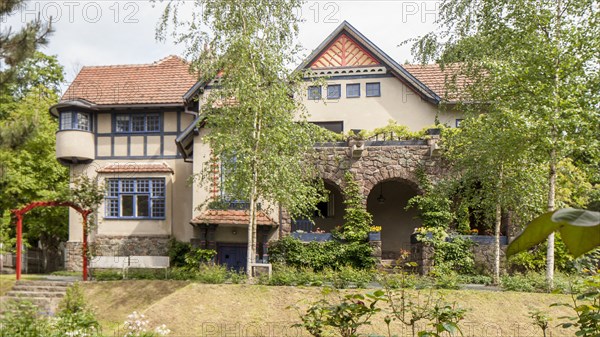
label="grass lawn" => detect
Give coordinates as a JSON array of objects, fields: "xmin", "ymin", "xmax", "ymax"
[
  {"xmin": 0, "ymin": 274, "xmax": 45, "ymax": 296},
  {"xmin": 82, "ymin": 280, "xmax": 578, "ymax": 336}
]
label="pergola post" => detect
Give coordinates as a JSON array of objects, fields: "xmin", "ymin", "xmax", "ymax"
[
  {"xmin": 15, "ymin": 213, "xmax": 23, "ymax": 281},
  {"xmin": 11, "ymin": 201, "xmax": 91, "ymax": 281}
]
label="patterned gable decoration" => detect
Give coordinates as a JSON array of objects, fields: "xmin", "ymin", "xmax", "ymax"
[{"xmin": 310, "ymin": 34, "xmax": 380, "ymax": 69}]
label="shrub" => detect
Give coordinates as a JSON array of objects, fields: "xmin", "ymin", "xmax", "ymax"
[
  {"xmin": 0, "ymin": 300, "xmax": 50, "ymax": 337},
  {"xmin": 93, "ymin": 269, "xmax": 122, "ymax": 281},
  {"xmin": 196, "ymin": 264, "xmax": 227, "ymax": 284},
  {"xmin": 500, "ymin": 272, "xmax": 579, "ymax": 293},
  {"xmin": 167, "ymin": 238, "xmax": 192, "ymax": 268},
  {"xmin": 328, "ymin": 265, "xmax": 374, "ymax": 289},
  {"xmin": 268, "ymin": 236, "xmax": 375, "ymax": 271},
  {"xmin": 183, "ymin": 248, "xmax": 217, "ymax": 271},
  {"xmin": 508, "ymin": 234, "xmax": 575, "ymax": 273},
  {"xmin": 53, "ymin": 283, "xmax": 101, "ymax": 337}
]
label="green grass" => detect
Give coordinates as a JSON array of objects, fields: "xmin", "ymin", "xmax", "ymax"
[
  {"xmin": 0, "ymin": 274, "xmax": 45, "ymax": 296},
  {"xmin": 81, "ymin": 280, "xmax": 578, "ymax": 336}
]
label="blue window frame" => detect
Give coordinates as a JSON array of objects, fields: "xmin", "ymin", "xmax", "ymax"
[
  {"xmin": 308, "ymin": 86, "xmax": 322, "ymax": 100},
  {"xmin": 59, "ymin": 111, "xmax": 91, "ymax": 131},
  {"xmin": 366, "ymin": 82, "xmax": 381, "ymax": 97},
  {"xmin": 114, "ymin": 113, "xmax": 161, "ymax": 133},
  {"xmin": 105, "ymin": 178, "xmax": 166, "ymax": 219},
  {"xmin": 346, "ymin": 84, "xmax": 360, "ymax": 98},
  {"xmin": 327, "ymin": 85, "xmax": 341, "ymax": 99}
]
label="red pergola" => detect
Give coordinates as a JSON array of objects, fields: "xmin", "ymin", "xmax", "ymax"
[{"xmin": 11, "ymin": 201, "xmax": 92, "ymax": 281}]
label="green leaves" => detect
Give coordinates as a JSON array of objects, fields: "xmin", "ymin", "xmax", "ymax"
[{"xmin": 507, "ymin": 208, "xmax": 600, "ymax": 258}]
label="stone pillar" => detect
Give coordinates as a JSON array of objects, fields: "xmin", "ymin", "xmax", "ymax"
[
  {"xmin": 411, "ymin": 242, "xmax": 434, "ymax": 275},
  {"xmin": 369, "ymin": 240, "xmax": 382, "ymax": 261},
  {"xmin": 207, "ymin": 224, "xmax": 218, "ymax": 250},
  {"xmin": 65, "ymin": 241, "xmax": 83, "ymax": 271}
]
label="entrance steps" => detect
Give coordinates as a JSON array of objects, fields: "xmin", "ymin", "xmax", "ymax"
[{"xmin": 1, "ymin": 280, "xmax": 73, "ymax": 316}]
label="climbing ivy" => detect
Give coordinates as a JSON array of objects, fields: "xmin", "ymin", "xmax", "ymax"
[{"xmin": 340, "ymin": 172, "xmax": 373, "ymax": 242}]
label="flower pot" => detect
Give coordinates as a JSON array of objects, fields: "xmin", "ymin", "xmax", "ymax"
[{"xmin": 368, "ymin": 232, "xmax": 381, "ymax": 241}]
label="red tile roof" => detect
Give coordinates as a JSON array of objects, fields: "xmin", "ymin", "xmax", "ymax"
[
  {"xmin": 191, "ymin": 210, "xmax": 277, "ymax": 226},
  {"xmin": 62, "ymin": 55, "xmax": 198, "ymax": 105},
  {"xmin": 402, "ymin": 64, "xmax": 470, "ymax": 101},
  {"xmin": 96, "ymin": 163, "xmax": 174, "ymax": 174}
]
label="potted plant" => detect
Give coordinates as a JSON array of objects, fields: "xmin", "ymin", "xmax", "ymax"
[{"xmin": 368, "ymin": 226, "xmax": 381, "ymax": 241}]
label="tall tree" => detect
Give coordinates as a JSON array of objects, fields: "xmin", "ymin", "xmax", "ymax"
[
  {"xmin": 444, "ymin": 110, "xmax": 546, "ymax": 285},
  {"xmin": 0, "ymin": 52, "xmax": 68, "ymax": 271},
  {"xmin": 157, "ymin": 0, "xmax": 324, "ymax": 276},
  {"xmin": 1, "ymin": 0, "xmax": 54, "ymax": 147},
  {"xmin": 1, "ymin": 0, "xmax": 53, "ymax": 95},
  {"xmin": 413, "ymin": 0, "xmax": 599, "ymax": 287}
]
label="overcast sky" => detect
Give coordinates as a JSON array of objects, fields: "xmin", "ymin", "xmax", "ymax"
[{"xmin": 3, "ymin": 1, "xmax": 441, "ymax": 84}]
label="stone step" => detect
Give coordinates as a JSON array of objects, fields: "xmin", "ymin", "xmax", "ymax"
[
  {"xmin": 12, "ymin": 285, "xmax": 68, "ymax": 292},
  {"xmin": 6, "ymin": 290, "xmax": 66, "ymax": 298},
  {"xmin": 15, "ymin": 280, "xmax": 72, "ymax": 287}
]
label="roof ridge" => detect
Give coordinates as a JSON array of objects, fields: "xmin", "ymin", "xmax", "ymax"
[{"xmin": 81, "ymin": 55, "xmax": 186, "ymax": 70}]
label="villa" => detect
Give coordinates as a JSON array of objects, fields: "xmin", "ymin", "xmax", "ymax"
[{"xmin": 51, "ymin": 22, "xmax": 464, "ymax": 271}]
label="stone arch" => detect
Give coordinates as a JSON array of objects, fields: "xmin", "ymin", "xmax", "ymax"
[
  {"xmin": 360, "ymin": 168, "xmax": 422, "ymax": 201},
  {"xmin": 366, "ymin": 178, "xmax": 422, "ymax": 260}
]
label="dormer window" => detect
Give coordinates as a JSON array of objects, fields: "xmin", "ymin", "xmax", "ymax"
[
  {"xmin": 115, "ymin": 113, "xmax": 161, "ymax": 133},
  {"xmin": 59, "ymin": 111, "xmax": 91, "ymax": 131}
]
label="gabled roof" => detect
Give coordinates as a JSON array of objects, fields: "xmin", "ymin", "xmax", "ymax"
[
  {"xmin": 402, "ymin": 64, "xmax": 469, "ymax": 102},
  {"xmin": 296, "ymin": 21, "xmax": 441, "ymax": 104},
  {"xmin": 61, "ymin": 55, "xmax": 198, "ymax": 106}
]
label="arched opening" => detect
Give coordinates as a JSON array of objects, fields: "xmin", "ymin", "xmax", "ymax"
[
  {"xmin": 367, "ymin": 180, "xmax": 421, "ymax": 259},
  {"xmin": 292, "ymin": 180, "xmax": 344, "ymax": 234},
  {"xmin": 311, "ymin": 180, "xmax": 345, "ymax": 233}
]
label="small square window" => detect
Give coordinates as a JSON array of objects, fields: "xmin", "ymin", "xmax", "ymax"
[
  {"xmin": 327, "ymin": 85, "xmax": 341, "ymax": 99},
  {"xmin": 116, "ymin": 115, "xmax": 130, "ymax": 132},
  {"xmin": 146, "ymin": 114, "xmax": 160, "ymax": 132},
  {"xmin": 132, "ymin": 115, "xmax": 145, "ymax": 132},
  {"xmin": 60, "ymin": 112, "xmax": 72, "ymax": 130},
  {"xmin": 456, "ymin": 119, "xmax": 464, "ymax": 127},
  {"xmin": 366, "ymin": 83, "xmax": 381, "ymax": 97},
  {"xmin": 308, "ymin": 86, "xmax": 321, "ymax": 100},
  {"xmin": 346, "ymin": 84, "xmax": 360, "ymax": 98}
]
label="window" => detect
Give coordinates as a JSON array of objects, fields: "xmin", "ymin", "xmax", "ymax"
[
  {"xmin": 59, "ymin": 112, "xmax": 91, "ymax": 131},
  {"xmin": 114, "ymin": 113, "xmax": 160, "ymax": 133},
  {"xmin": 456, "ymin": 119, "xmax": 464, "ymax": 127},
  {"xmin": 105, "ymin": 178, "xmax": 166, "ymax": 219},
  {"xmin": 308, "ymin": 86, "xmax": 321, "ymax": 100},
  {"xmin": 327, "ymin": 85, "xmax": 341, "ymax": 99},
  {"xmin": 366, "ymin": 82, "xmax": 381, "ymax": 97},
  {"xmin": 311, "ymin": 121, "xmax": 343, "ymax": 134},
  {"xmin": 346, "ymin": 84, "xmax": 360, "ymax": 98}
]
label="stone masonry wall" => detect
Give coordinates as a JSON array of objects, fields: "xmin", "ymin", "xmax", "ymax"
[
  {"xmin": 312, "ymin": 141, "xmax": 445, "ymax": 198},
  {"xmin": 65, "ymin": 236, "xmax": 170, "ymax": 271}
]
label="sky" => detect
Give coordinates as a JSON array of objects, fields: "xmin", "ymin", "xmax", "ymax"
[{"xmin": 2, "ymin": 1, "xmax": 441, "ymax": 85}]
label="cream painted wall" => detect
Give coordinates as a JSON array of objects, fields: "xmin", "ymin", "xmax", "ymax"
[
  {"xmin": 300, "ymin": 76, "xmax": 463, "ymax": 131},
  {"xmin": 97, "ymin": 137, "xmax": 111, "ymax": 157},
  {"xmin": 68, "ymin": 158, "xmax": 193, "ymax": 243},
  {"xmin": 147, "ymin": 136, "xmax": 161, "ymax": 156},
  {"xmin": 130, "ymin": 136, "xmax": 144, "ymax": 156},
  {"xmin": 97, "ymin": 114, "xmax": 111, "ymax": 133}
]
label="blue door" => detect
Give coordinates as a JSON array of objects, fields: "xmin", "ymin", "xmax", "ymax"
[{"xmin": 217, "ymin": 244, "xmax": 247, "ymax": 272}]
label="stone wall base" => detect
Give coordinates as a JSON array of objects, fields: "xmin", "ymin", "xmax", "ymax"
[{"xmin": 65, "ymin": 236, "xmax": 170, "ymax": 271}]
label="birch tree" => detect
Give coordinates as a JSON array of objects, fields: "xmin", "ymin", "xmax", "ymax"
[
  {"xmin": 413, "ymin": 0, "xmax": 599, "ymax": 288},
  {"xmin": 156, "ymin": 0, "xmax": 324, "ymax": 276}
]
